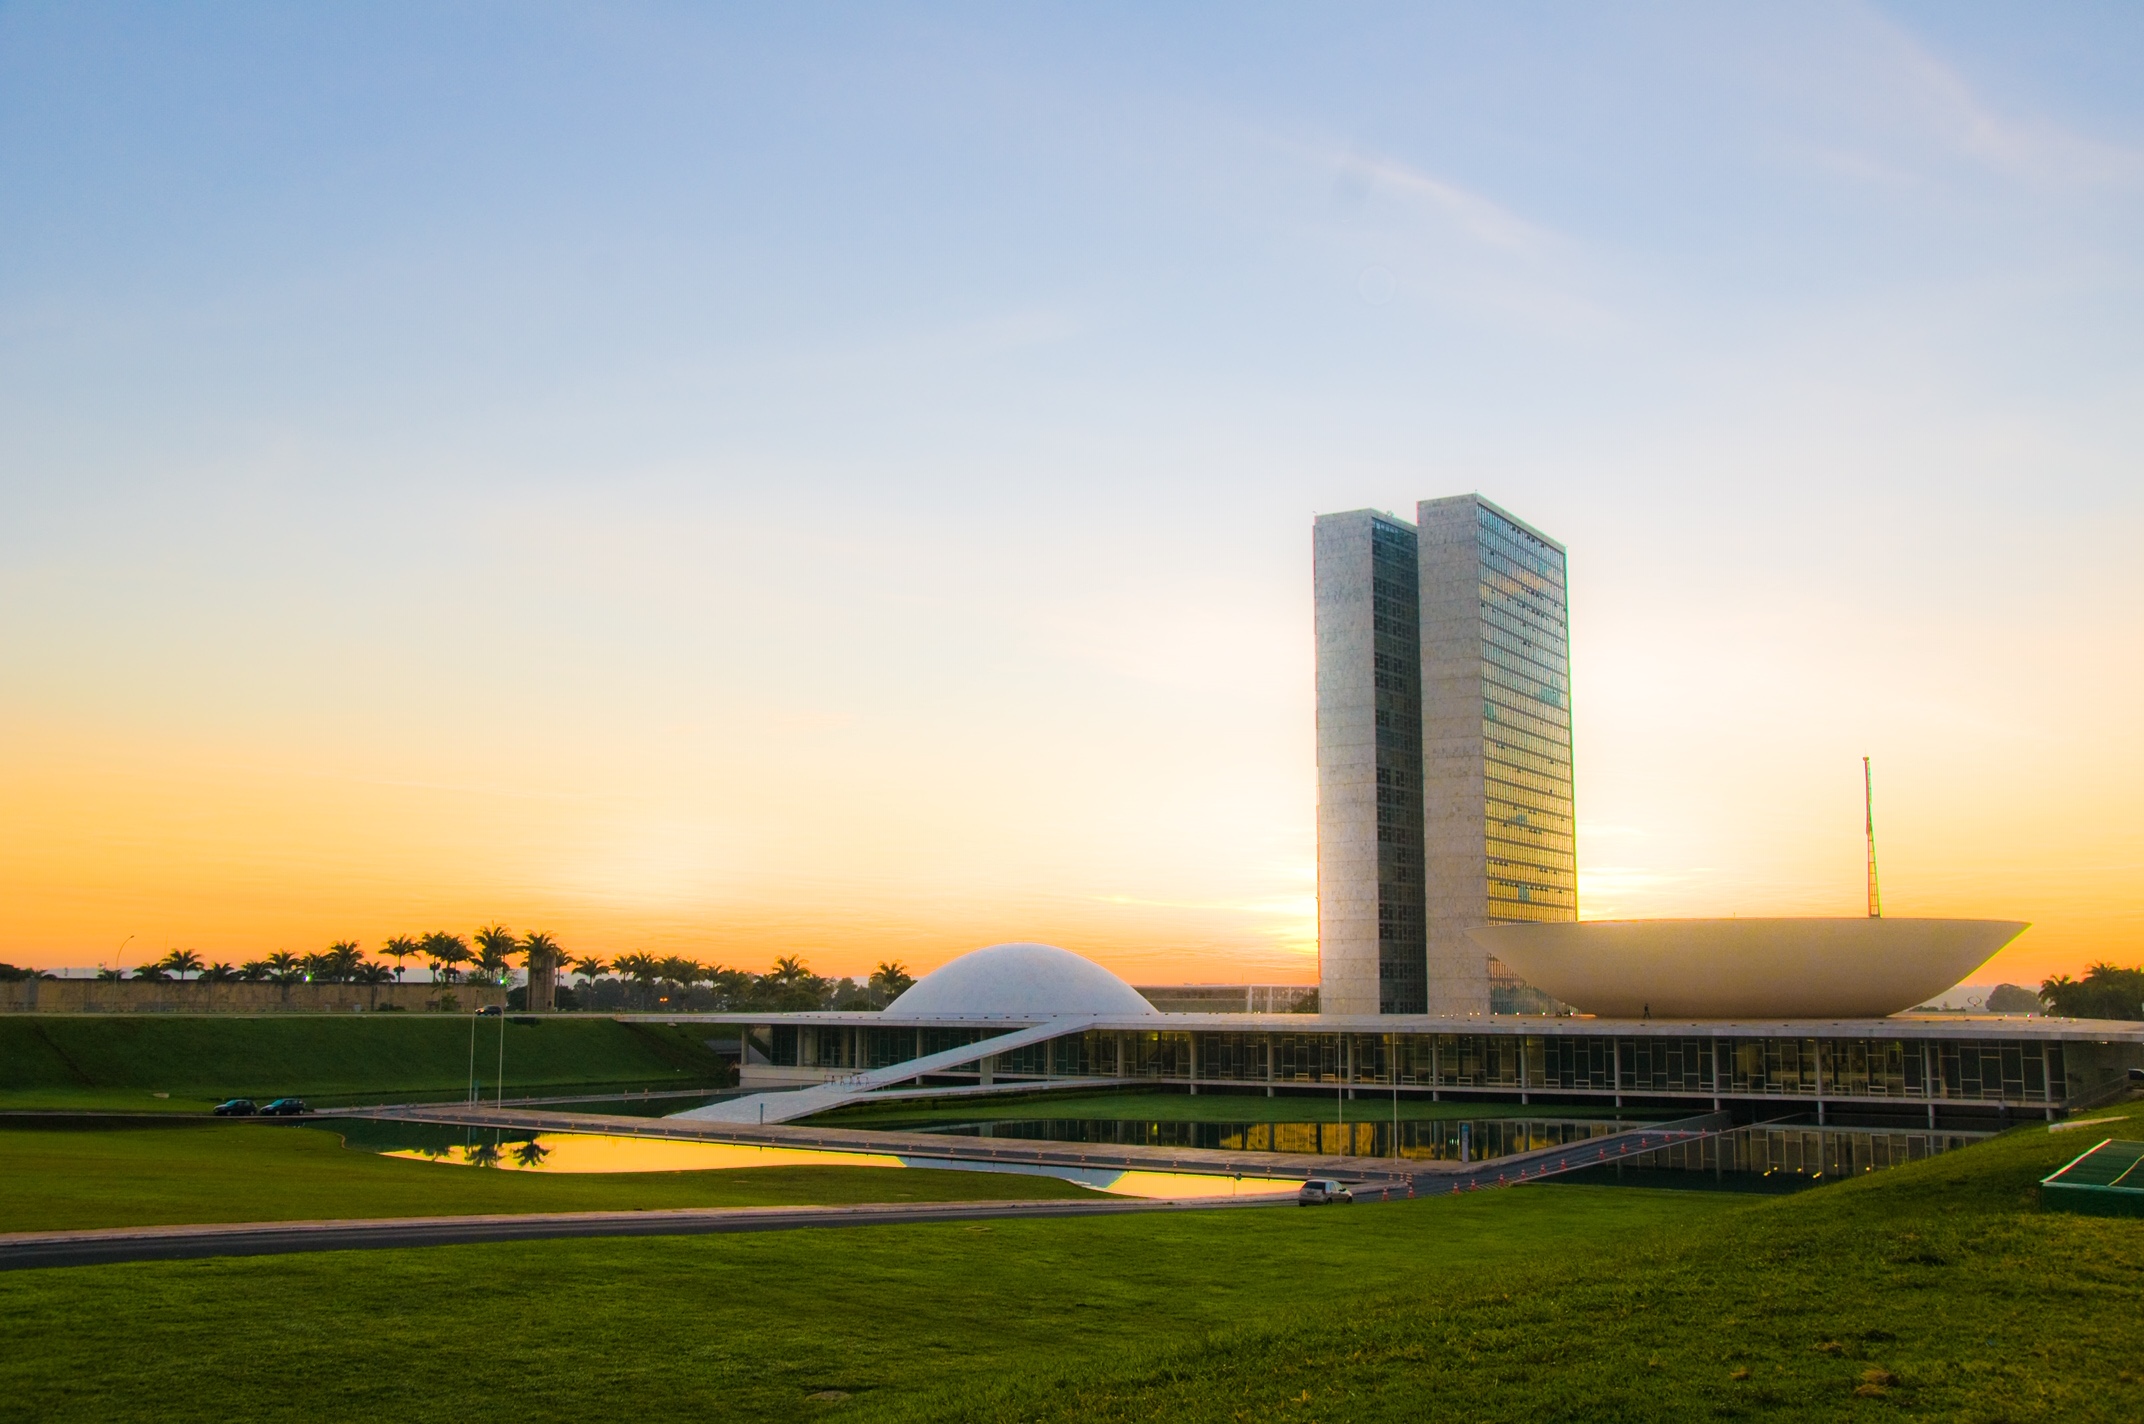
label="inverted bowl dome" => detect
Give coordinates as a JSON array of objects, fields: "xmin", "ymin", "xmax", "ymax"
[
  {"xmin": 882, "ymin": 942, "xmax": 1159, "ymax": 1020},
  {"xmin": 1465, "ymin": 918, "xmax": 2027, "ymax": 1019}
]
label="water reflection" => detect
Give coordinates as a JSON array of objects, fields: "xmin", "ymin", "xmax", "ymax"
[
  {"xmin": 1615, "ymin": 1124, "xmax": 1984, "ymax": 1185},
  {"xmin": 374, "ymin": 1130, "xmax": 1300, "ymax": 1198},
  {"xmin": 921, "ymin": 1117, "xmax": 1631, "ymax": 1164},
  {"xmin": 385, "ymin": 1135, "xmax": 907, "ymax": 1174}
]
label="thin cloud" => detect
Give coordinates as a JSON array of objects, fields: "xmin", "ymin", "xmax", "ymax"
[
  {"xmin": 1292, "ymin": 141, "xmax": 1557, "ymax": 251},
  {"xmin": 1854, "ymin": 5, "xmax": 2144, "ymax": 188}
]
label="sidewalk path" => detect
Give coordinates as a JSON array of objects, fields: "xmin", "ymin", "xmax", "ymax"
[{"xmin": 0, "ymin": 1194, "xmax": 1281, "ymax": 1271}]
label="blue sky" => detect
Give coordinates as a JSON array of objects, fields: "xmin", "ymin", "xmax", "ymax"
[{"xmin": 2, "ymin": 3, "xmax": 2139, "ymax": 982}]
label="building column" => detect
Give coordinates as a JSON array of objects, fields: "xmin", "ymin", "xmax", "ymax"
[
  {"xmin": 1189, "ymin": 1033, "xmax": 1199, "ymax": 1096},
  {"xmin": 1266, "ymin": 1032, "xmax": 1275, "ymax": 1098},
  {"xmin": 1815, "ymin": 1039, "xmax": 1826, "ymax": 1126}
]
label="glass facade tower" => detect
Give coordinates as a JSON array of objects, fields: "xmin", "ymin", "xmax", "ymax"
[
  {"xmin": 1417, "ymin": 494, "xmax": 1576, "ymax": 1014},
  {"xmin": 1318, "ymin": 494, "xmax": 1575, "ymax": 1017},
  {"xmin": 1473, "ymin": 504, "xmax": 1577, "ymax": 922}
]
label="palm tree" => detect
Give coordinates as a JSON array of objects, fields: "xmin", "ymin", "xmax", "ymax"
[
  {"xmin": 519, "ymin": 931, "xmax": 561, "ymax": 1012},
  {"xmin": 321, "ymin": 941, "xmax": 362, "ymax": 983},
  {"xmin": 354, "ymin": 961, "xmax": 394, "ymax": 984},
  {"xmin": 203, "ymin": 962, "xmax": 239, "ymax": 984},
  {"xmin": 265, "ymin": 951, "xmax": 304, "ymax": 985},
  {"xmin": 612, "ymin": 952, "xmax": 659, "ymax": 1009},
  {"xmin": 708, "ymin": 965, "xmax": 753, "ymax": 1011},
  {"xmin": 160, "ymin": 949, "xmax": 206, "ymax": 983},
  {"xmin": 132, "ymin": 961, "xmax": 170, "ymax": 982},
  {"xmin": 869, "ymin": 960, "xmax": 915, "ymax": 1002},
  {"xmin": 572, "ymin": 955, "xmax": 608, "ymax": 987},
  {"xmin": 381, "ymin": 935, "xmax": 420, "ymax": 982},
  {"xmin": 757, "ymin": 955, "xmax": 829, "ymax": 1012},
  {"xmin": 655, "ymin": 956, "xmax": 703, "ymax": 1004},
  {"xmin": 421, "ymin": 931, "xmax": 469, "ymax": 983},
  {"xmin": 472, "ymin": 924, "xmax": 517, "ymax": 988},
  {"xmin": 238, "ymin": 960, "xmax": 271, "ymax": 982}
]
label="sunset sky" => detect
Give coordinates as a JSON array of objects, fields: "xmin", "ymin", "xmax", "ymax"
[{"xmin": 3, "ymin": 4, "xmax": 2139, "ymax": 991}]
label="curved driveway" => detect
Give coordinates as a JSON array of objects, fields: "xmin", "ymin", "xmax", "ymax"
[{"xmin": 0, "ymin": 1194, "xmax": 1280, "ymax": 1271}]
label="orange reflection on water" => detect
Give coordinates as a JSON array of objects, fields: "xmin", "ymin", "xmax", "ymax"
[
  {"xmin": 386, "ymin": 1133, "xmax": 1304, "ymax": 1198},
  {"xmin": 1094, "ymin": 1170, "xmax": 1299, "ymax": 1198},
  {"xmin": 387, "ymin": 1136, "xmax": 905, "ymax": 1174}
]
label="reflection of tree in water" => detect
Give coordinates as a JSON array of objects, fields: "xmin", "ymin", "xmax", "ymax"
[
  {"xmin": 511, "ymin": 1140, "xmax": 551, "ymax": 1170},
  {"xmin": 465, "ymin": 1140, "xmax": 504, "ymax": 1169}
]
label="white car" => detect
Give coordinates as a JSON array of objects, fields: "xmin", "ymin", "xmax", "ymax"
[{"xmin": 1297, "ymin": 1178, "xmax": 1353, "ymax": 1206}]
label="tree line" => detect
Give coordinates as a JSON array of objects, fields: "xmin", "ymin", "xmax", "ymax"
[
  {"xmin": 20, "ymin": 931, "xmax": 921, "ymax": 1012},
  {"xmin": 2039, "ymin": 964, "xmax": 2144, "ymax": 1021}
]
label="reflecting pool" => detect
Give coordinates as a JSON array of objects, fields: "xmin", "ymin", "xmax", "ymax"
[
  {"xmin": 1600, "ymin": 1123, "xmax": 1987, "ymax": 1188},
  {"xmin": 351, "ymin": 1125, "xmax": 1300, "ymax": 1198},
  {"xmin": 911, "ymin": 1116, "xmax": 1634, "ymax": 1164}
]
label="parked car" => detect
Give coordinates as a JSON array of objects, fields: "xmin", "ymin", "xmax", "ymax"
[
  {"xmin": 1297, "ymin": 1178, "xmax": 1353, "ymax": 1206},
  {"xmin": 211, "ymin": 1098, "xmax": 257, "ymax": 1116},
  {"xmin": 258, "ymin": 1098, "xmax": 310, "ymax": 1116},
  {"xmin": 476, "ymin": 1005, "xmax": 503, "ymax": 1017}
]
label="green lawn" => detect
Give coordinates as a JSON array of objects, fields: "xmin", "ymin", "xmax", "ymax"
[
  {"xmin": 0, "ymin": 1123, "xmax": 1093, "ymax": 1231},
  {"xmin": 1, "ymin": 1107, "xmax": 2138, "ymax": 1422},
  {"xmin": 814, "ymin": 1087, "xmax": 1636, "ymax": 1127},
  {"xmin": 0, "ymin": 1014, "xmax": 729, "ymax": 1110}
]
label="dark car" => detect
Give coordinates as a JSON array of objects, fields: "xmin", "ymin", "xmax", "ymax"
[
  {"xmin": 477, "ymin": 1005, "xmax": 503, "ymax": 1017},
  {"xmin": 211, "ymin": 1098, "xmax": 257, "ymax": 1116},
  {"xmin": 258, "ymin": 1098, "xmax": 310, "ymax": 1116}
]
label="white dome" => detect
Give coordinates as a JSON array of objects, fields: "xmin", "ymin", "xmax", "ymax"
[{"xmin": 881, "ymin": 942, "xmax": 1159, "ymax": 1020}]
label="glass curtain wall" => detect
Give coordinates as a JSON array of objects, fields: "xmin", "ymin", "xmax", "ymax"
[{"xmin": 1475, "ymin": 506, "xmax": 1577, "ymax": 923}]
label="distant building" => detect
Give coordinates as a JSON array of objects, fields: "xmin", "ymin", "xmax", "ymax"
[{"xmin": 1316, "ymin": 495, "xmax": 1577, "ymax": 1016}]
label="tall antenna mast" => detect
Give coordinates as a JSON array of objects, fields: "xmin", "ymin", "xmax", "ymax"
[{"xmin": 1863, "ymin": 755, "xmax": 1882, "ymax": 919}]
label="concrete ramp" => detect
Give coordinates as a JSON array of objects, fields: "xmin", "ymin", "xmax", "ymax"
[{"xmin": 671, "ymin": 1018, "xmax": 1098, "ymax": 1126}]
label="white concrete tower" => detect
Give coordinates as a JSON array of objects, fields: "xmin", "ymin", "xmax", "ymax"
[{"xmin": 1314, "ymin": 510, "xmax": 1427, "ymax": 1015}]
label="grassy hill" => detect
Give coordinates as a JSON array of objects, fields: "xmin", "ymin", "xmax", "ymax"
[
  {"xmin": 0, "ymin": 1102, "xmax": 2136, "ymax": 1421},
  {"xmin": 0, "ymin": 1122, "xmax": 1091, "ymax": 1230},
  {"xmin": 0, "ymin": 1014, "xmax": 730, "ymax": 1110}
]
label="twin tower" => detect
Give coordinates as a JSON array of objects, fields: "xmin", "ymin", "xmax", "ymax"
[{"xmin": 1315, "ymin": 494, "xmax": 1577, "ymax": 1016}]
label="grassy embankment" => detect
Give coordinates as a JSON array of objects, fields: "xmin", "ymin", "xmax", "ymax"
[
  {"xmin": 0, "ymin": 1104, "xmax": 2137, "ymax": 1422},
  {"xmin": 0, "ymin": 1123, "xmax": 1091, "ymax": 1230},
  {"xmin": 816, "ymin": 1087, "xmax": 1635, "ymax": 1127},
  {"xmin": 0, "ymin": 1014, "xmax": 730, "ymax": 1112}
]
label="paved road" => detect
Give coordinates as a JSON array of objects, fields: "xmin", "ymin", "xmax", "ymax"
[{"xmin": 0, "ymin": 1194, "xmax": 1283, "ymax": 1272}]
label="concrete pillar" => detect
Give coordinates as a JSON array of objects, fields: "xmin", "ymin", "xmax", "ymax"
[
  {"xmin": 1266, "ymin": 1031, "xmax": 1275, "ymax": 1097},
  {"xmin": 1815, "ymin": 1038, "xmax": 1826, "ymax": 1126}
]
